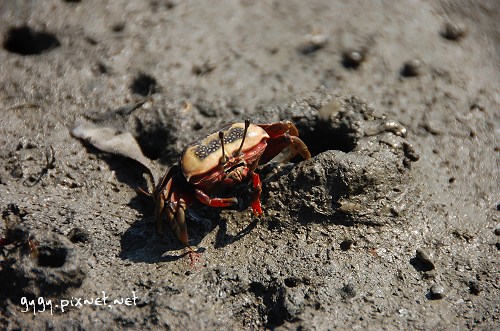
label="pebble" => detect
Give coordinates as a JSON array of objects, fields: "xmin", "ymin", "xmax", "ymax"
[
  {"xmin": 441, "ymin": 22, "xmax": 466, "ymax": 40},
  {"xmin": 402, "ymin": 59, "xmax": 420, "ymax": 77},
  {"xmin": 337, "ymin": 201, "xmax": 359, "ymax": 214},
  {"xmin": 416, "ymin": 248, "xmax": 435, "ymax": 270},
  {"xmin": 342, "ymin": 49, "xmax": 364, "ymax": 69},
  {"xmin": 300, "ymin": 32, "xmax": 328, "ymax": 54},
  {"xmin": 429, "ymin": 283, "xmax": 446, "ymax": 299}
]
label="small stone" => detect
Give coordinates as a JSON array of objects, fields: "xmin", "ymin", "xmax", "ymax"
[
  {"xmin": 300, "ymin": 32, "xmax": 328, "ymax": 54},
  {"xmin": 416, "ymin": 248, "xmax": 435, "ymax": 271},
  {"xmin": 337, "ymin": 201, "xmax": 359, "ymax": 214},
  {"xmin": 429, "ymin": 283, "xmax": 446, "ymax": 299},
  {"xmin": 342, "ymin": 49, "xmax": 364, "ymax": 69},
  {"xmin": 494, "ymin": 228, "xmax": 500, "ymax": 236},
  {"xmin": 402, "ymin": 59, "xmax": 420, "ymax": 77},
  {"xmin": 441, "ymin": 22, "xmax": 466, "ymax": 40}
]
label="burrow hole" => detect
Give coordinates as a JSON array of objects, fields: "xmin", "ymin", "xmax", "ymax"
[
  {"xmin": 3, "ymin": 26, "xmax": 60, "ymax": 55},
  {"xmin": 293, "ymin": 118, "xmax": 357, "ymax": 159},
  {"xmin": 37, "ymin": 245, "xmax": 68, "ymax": 268},
  {"xmin": 130, "ymin": 73, "xmax": 157, "ymax": 96}
]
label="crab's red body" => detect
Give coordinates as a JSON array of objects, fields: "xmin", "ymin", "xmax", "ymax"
[{"xmin": 145, "ymin": 120, "xmax": 310, "ymax": 252}]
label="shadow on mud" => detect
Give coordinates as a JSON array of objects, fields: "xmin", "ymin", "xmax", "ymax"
[{"xmin": 118, "ymin": 183, "xmax": 260, "ymax": 263}]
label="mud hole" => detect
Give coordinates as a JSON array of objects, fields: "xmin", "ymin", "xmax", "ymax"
[{"xmin": 1, "ymin": 0, "xmax": 500, "ymax": 330}]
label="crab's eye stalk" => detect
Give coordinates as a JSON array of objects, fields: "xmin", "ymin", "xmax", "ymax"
[
  {"xmin": 219, "ymin": 131, "xmax": 226, "ymax": 164},
  {"xmin": 236, "ymin": 119, "xmax": 251, "ymax": 157}
]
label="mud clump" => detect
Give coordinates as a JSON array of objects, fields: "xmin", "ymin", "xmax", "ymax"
[{"xmin": 265, "ymin": 95, "xmax": 418, "ymax": 225}]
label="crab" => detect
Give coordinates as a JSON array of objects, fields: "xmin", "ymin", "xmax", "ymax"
[
  {"xmin": 141, "ymin": 119, "xmax": 311, "ymax": 253},
  {"xmin": 0, "ymin": 206, "xmax": 38, "ymax": 259},
  {"xmin": 0, "ymin": 224, "xmax": 38, "ymax": 259}
]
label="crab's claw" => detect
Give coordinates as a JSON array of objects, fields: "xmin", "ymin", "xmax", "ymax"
[{"xmin": 251, "ymin": 173, "xmax": 263, "ymax": 216}]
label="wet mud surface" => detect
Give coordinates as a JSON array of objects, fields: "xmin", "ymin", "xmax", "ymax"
[{"xmin": 1, "ymin": 0, "xmax": 500, "ymax": 330}]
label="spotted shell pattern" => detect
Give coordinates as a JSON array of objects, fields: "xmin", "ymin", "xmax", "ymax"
[{"xmin": 181, "ymin": 123, "xmax": 269, "ymax": 181}]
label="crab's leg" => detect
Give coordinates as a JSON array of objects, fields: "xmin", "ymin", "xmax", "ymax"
[
  {"xmin": 195, "ymin": 189, "xmax": 238, "ymax": 207},
  {"xmin": 154, "ymin": 192, "xmax": 166, "ymax": 235},
  {"xmin": 155, "ymin": 191, "xmax": 179, "ymax": 240},
  {"xmin": 27, "ymin": 239, "xmax": 38, "ymax": 258},
  {"xmin": 175, "ymin": 200, "xmax": 190, "ymax": 248},
  {"xmin": 251, "ymin": 173, "xmax": 263, "ymax": 216},
  {"xmin": 159, "ymin": 192, "xmax": 191, "ymax": 250},
  {"xmin": 171, "ymin": 198, "xmax": 196, "ymax": 254},
  {"xmin": 154, "ymin": 165, "xmax": 179, "ymax": 196}
]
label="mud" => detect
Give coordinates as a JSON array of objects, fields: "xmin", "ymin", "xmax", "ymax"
[{"xmin": 1, "ymin": 0, "xmax": 500, "ymax": 330}]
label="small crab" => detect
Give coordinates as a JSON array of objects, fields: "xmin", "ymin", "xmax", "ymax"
[
  {"xmin": 140, "ymin": 119, "xmax": 311, "ymax": 253},
  {"xmin": 0, "ymin": 206, "xmax": 38, "ymax": 259}
]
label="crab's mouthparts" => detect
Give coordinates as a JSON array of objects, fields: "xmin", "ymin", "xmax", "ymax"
[{"xmin": 225, "ymin": 162, "xmax": 245, "ymax": 174}]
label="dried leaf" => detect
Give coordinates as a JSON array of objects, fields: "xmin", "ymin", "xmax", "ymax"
[{"xmin": 71, "ymin": 125, "xmax": 157, "ymax": 184}]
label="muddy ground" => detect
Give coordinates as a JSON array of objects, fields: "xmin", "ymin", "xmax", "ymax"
[{"xmin": 1, "ymin": 0, "xmax": 500, "ymax": 330}]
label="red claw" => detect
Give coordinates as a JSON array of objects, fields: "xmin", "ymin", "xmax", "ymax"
[
  {"xmin": 251, "ymin": 200, "xmax": 263, "ymax": 216},
  {"xmin": 187, "ymin": 247, "xmax": 201, "ymax": 266},
  {"xmin": 251, "ymin": 173, "xmax": 263, "ymax": 216}
]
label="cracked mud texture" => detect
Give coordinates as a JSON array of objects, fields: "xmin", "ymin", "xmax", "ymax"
[{"xmin": 1, "ymin": 0, "xmax": 500, "ymax": 330}]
